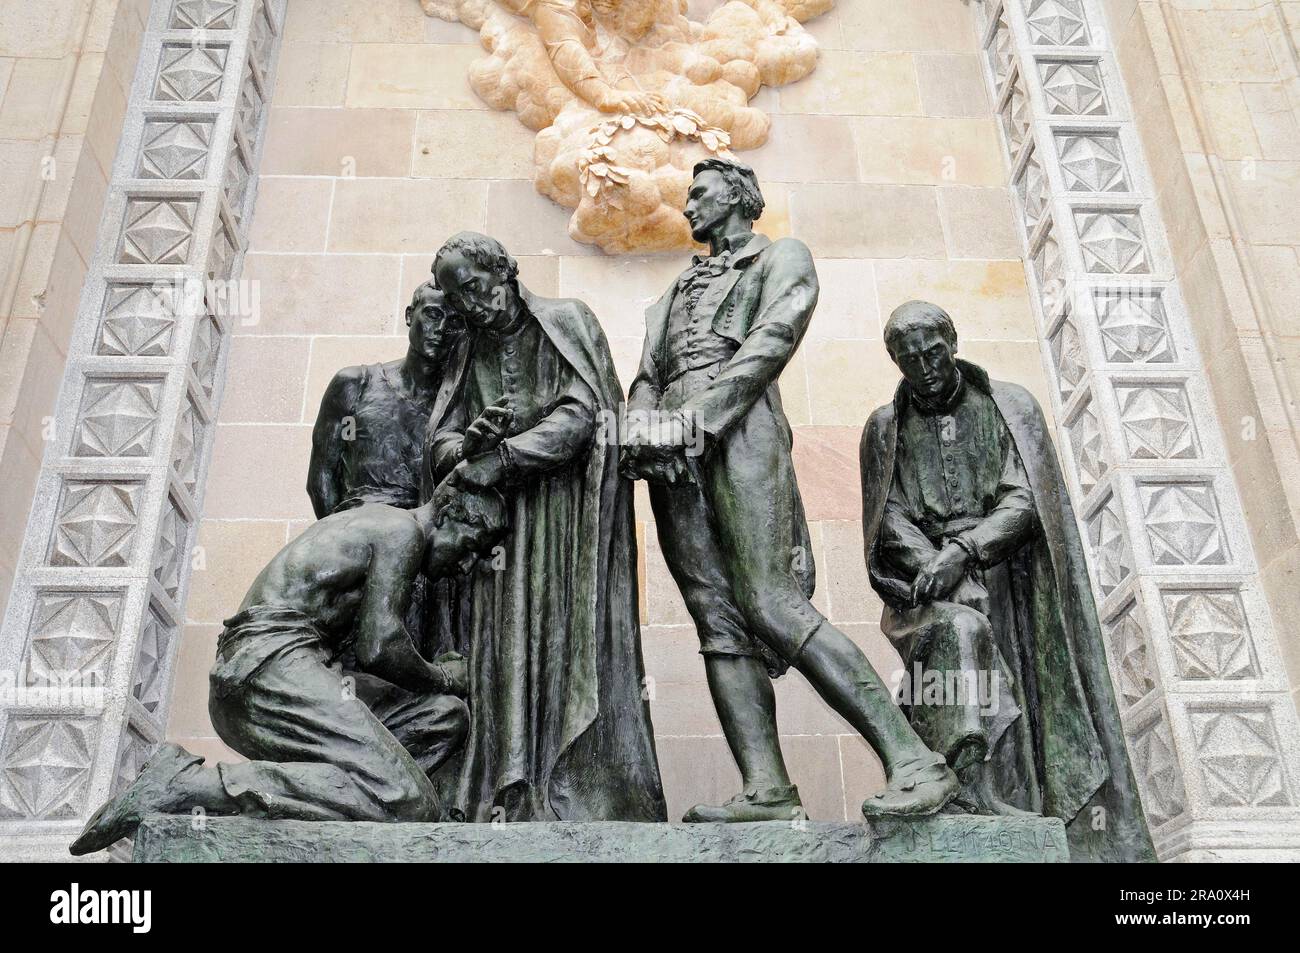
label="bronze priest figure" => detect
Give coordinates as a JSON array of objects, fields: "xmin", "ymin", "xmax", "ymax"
[{"xmin": 861, "ymin": 300, "xmax": 1156, "ymax": 862}]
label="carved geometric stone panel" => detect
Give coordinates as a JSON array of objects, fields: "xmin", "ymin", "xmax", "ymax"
[
  {"xmin": 1129, "ymin": 715, "xmax": 1186, "ymax": 827},
  {"xmin": 1093, "ymin": 290, "xmax": 1176, "ymax": 363},
  {"xmin": 152, "ymin": 492, "xmax": 190, "ymax": 601},
  {"xmin": 21, "ymin": 590, "xmax": 122, "ymax": 688},
  {"xmin": 72, "ymin": 377, "xmax": 165, "ymax": 458},
  {"xmin": 1074, "ymin": 209, "xmax": 1149, "ymax": 274},
  {"xmin": 1056, "ymin": 131, "xmax": 1129, "ymax": 192},
  {"xmin": 0, "ymin": 717, "xmax": 98, "ymax": 820},
  {"xmin": 189, "ymin": 312, "xmax": 223, "ymax": 398},
  {"xmin": 1038, "ymin": 59, "xmax": 1107, "ymax": 116},
  {"xmin": 1162, "ymin": 590, "xmax": 1258, "ymax": 680},
  {"xmin": 1189, "ymin": 709, "xmax": 1291, "ymax": 808},
  {"xmin": 1085, "ymin": 492, "xmax": 1132, "ymax": 595},
  {"xmin": 137, "ymin": 119, "xmax": 213, "ymax": 180},
  {"xmin": 169, "ymin": 0, "xmax": 239, "ymax": 30},
  {"xmin": 1064, "ymin": 394, "xmax": 1108, "ymax": 493},
  {"xmin": 96, "ymin": 284, "xmax": 178, "ymax": 357},
  {"xmin": 48, "ymin": 480, "xmax": 143, "ymax": 569},
  {"xmin": 153, "ymin": 43, "xmax": 228, "ymax": 103},
  {"xmin": 1139, "ymin": 482, "xmax": 1229, "ymax": 566},
  {"xmin": 118, "ymin": 197, "xmax": 199, "ymax": 265},
  {"xmin": 132, "ymin": 604, "xmax": 174, "ymax": 714},
  {"xmin": 1114, "ymin": 382, "xmax": 1199, "ymax": 461},
  {"xmin": 1105, "ymin": 599, "xmax": 1156, "ymax": 709},
  {"xmin": 1047, "ymin": 309, "xmax": 1085, "ymax": 403},
  {"xmin": 1025, "ymin": 0, "xmax": 1090, "ymax": 46}
]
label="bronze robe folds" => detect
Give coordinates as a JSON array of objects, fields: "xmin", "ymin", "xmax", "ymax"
[
  {"xmin": 424, "ymin": 285, "xmax": 666, "ymax": 823},
  {"xmin": 860, "ymin": 360, "xmax": 1156, "ymax": 863}
]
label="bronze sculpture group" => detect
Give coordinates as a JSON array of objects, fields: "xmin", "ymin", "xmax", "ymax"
[{"xmin": 72, "ymin": 160, "xmax": 1156, "ymax": 863}]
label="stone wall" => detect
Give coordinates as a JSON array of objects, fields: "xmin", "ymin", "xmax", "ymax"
[
  {"xmin": 1101, "ymin": 0, "xmax": 1300, "ymax": 715},
  {"xmin": 0, "ymin": 0, "xmax": 150, "ymax": 611},
  {"xmin": 162, "ymin": 0, "xmax": 1052, "ymax": 821}
]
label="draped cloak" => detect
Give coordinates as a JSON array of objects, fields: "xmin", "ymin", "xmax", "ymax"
[
  {"xmin": 421, "ymin": 284, "xmax": 666, "ymax": 822},
  {"xmin": 860, "ymin": 360, "xmax": 1156, "ymax": 863}
]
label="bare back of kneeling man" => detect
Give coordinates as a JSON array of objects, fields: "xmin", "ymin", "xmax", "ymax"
[{"xmin": 70, "ymin": 490, "xmax": 508, "ymax": 855}]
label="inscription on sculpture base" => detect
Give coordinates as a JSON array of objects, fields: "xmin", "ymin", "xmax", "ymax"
[{"xmin": 133, "ymin": 814, "xmax": 1069, "ymax": 863}]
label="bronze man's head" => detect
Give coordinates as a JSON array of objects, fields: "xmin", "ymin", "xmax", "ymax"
[
  {"xmin": 685, "ymin": 158, "xmax": 765, "ymax": 243},
  {"xmin": 883, "ymin": 300, "xmax": 960, "ymax": 402},
  {"xmin": 404, "ymin": 281, "xmax": 463, "ymax": 364},
  {"xmin": 433, "ymin": 231, "xmax": 520, "ymax": 331}
]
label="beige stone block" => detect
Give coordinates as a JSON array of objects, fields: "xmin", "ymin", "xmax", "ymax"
[
  {"xmin": 84, "ymin": 68, "xmax": 127, "ymax": 177},
  {"xmin": 238, "ymin": 253, "xmax": 402, "ymax": 336},
  {"xmin": 165, "ymin": 625, "xmax": 221, "ymax": 738},
  {"xmin": 607, "ymin": 333, "xmax": 644, "ymax": 396},
  {"xmin": 261, "ymin": 107, "xmax": 417, "ymax": 177},
  {"xmin": 791, "ymin": 425, "xmax": 863, "ymax": 522},
  {"xmin": 1250, "ymin": 244, "xmax": 1300, "ymax": 326},
  {"xmin": 653, "ymin": 736, "xmax": 737, "ymax": 821},
  {"xmin": 284, "ymin": 0, "xmax": 427, "ymax": 43},
  {"xmin": 808, "ymin": 258, "xmax": 878, "ymax": 340},
  {"xmin": 10, "ymin": 220, "xmax": 57, "ymax": 320},
  {"xmin": 329, "ymin": 177, "xmax": 487, "ymax": 253},
  {"xmin": 485, "ymin": 179, "xmax": 599, "ymax": 257},
  {"xmin": 60, "ymin": 52, "xmax": 105, "ymax": 139},
  {"xmin": 203, "ymin": 423, "xmax": 316, "ymax": 520},
  {"xmin": 819, "ymin": 519, "xmax": 884, "ymax": 623},
  {"xmin": 0, "ymin": 0, "xmax": 79, "ymax": 59},
  {"xmin": 1176, "ymin": 241, "xmax": 1241, "ymax": 361},
  {"xmin": 187, "ymin": 524, "xmax": 289, "ymax": 626},
  {"xmin": 0, "ymin": 432, "xmax": 39, "ymax": 569},
  {"xmin": 1177, "ymin": 9, "xmax": 1282, "ymax": 82},
  {"xmin": 1157, "ymin": 169, "xmax": 1211, "ymax": 271},
  {"xmin": 1259, "ymin": 545, "xmax": 1300, "ymax": 702},
  {"xmin": 838, "ymin": 0, "xmax": 977, "ymax": 53},
  {"xmin": 346, "ymin": 43, "xmax": 482, "ymax": 110},
  {"xmin": 0, "ymin": 58, "xmax": 14, "ymax": 106},
  {"xmin": 915, "ymin": 52, "xmax": 992, "ymax": 119},
  {"xmin": 937, "ymin": 187, "xmax": 1021, "ymax": 260},
  {"xmin": 752, "ymin": 181, "xmax": 792, "ymax": 242},
  {"xmin": 556, "ymin": 254, "xmax": 685, "ymax": 338},
  {"xmin": 34, "ymin": 229, "xmax": 85, "ymax": 355},
  {"xmin": 1241, "ymin": 83, "xmax": 1300, "ymax": 161},
  {"xmin": 8, "ymin": 321, "xmax": 63, "ymax": 456},
  {"xmin": 1199, "ymin": 82, "xmax": 1264, "ymax": 159},
  {"xmin": 799, "ymin": 5, "xmax": 845, "ymax": 50},
  {"xmin": 104, "ymin": 0, "xmax": 146, "ymax": 93},
  {"xmin": 303, "ymin": 335, "xmax": 407, "ymax": 423},
  {"xmin": 0, "ymin": 314, "xmax": 35, "ymax": 422},
  {"xmin": 413, "ymin": 110, "xmax": 535, "ymax": 180},
  {"xmin": 52, "ymin": 139, "xmax": 107, "ymax": 265},
  {"xmin": 873, "ymin": 258, "xmax": 1033, "ymax": 342},
  {"xmin": 789, "ymin": 183, "xmax": 945, "ymax": 259},
  {"xmin": 744, "ymin": 114, "xmax": 860, "ymax": 184},
  {"xmin": 780, "ymin": 734, "xmax": 851, "ymax": 820},
  {"xmin": 959, "ymin": 338, "xmax": 1056, "ymax": 422},
  {"xmin": 1224, "ymin": 160, "xmax": 1300, "ymax": 244},
  {"xmin": 0, "ymin": 138, "xmax": 43, "ymax": 228},
  {"xmin": 248, "ymin": 177, "xmax": 333, "ymax": 253},
  {"xmin": 272, "ymin": 42, "xmax": 352, "ymax": 108},
  {"xmin": 0, "ymin": 56, "xmax": 66, "ymax": 140},
  {"xmin": 851, "ymin": 117, "xmax": 1005, "ymax": 186},
  {"xmin": 219, "ymin": 336, "xmax": 311, "ymax": 424},
  {"xmin": 804, "ymin": 337, "xmax": 900, "ymax": 426},
  {"xmin": 778, "ymin": 51, "xmax": 921, "ymax": 117}
]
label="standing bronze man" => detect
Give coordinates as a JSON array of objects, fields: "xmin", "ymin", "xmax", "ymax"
[
  {"xmin": 861, "ymin": 300, "xmax": 1156, "ymax": 862},
  {"xmin": 623, "ymin": 158, "xmax": 959, "ymax": 821}
]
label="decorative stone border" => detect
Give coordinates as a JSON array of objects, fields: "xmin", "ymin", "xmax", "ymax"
[
  {"xmin": 0, "ymin": 0, "xmax": 285, "ymax": 861},
  {"xmin": 972, "ymin": 0, "xmax": 1300, "ymax": 860}
]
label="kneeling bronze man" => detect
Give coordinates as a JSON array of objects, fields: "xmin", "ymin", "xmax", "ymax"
[{"xmin": 70, "ymin": 489, "xmax": 507, "ymax": 855}]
